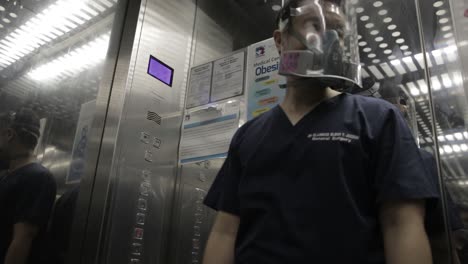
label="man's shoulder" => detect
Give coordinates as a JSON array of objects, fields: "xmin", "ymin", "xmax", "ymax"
[
  {"xmin": 345, "ymin": 93, "xmax": 400, "ymax": 118},
  {"xmin": 16, "ymin": 163, "xmax": 56, "ymax": 185}
]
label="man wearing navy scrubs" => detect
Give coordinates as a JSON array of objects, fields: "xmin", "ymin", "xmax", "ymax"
[{"xmin": 203, "ymin": 1, "xmax": 438, "ymax": 263}]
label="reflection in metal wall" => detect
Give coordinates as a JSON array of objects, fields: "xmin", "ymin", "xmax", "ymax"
[
  {"xmin": 0, "ymin": 0, "xmax": 118, "ymax": 194},
  {"xmin": 171, "ymin": 159, "xmax": 223, "ymax": 264}
]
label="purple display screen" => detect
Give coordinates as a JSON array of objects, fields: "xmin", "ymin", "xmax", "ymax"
[{"xmin": 147, "ymin": 55, "xmax": 174, "ymax": 87}]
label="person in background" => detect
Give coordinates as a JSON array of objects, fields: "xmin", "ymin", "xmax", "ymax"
[
  {"xmin": 378, "ymin": 81, "xmax": 464, "ymax": 264},
  {"xmin": 0, "ymin": 109, "xmax": 57, "ymax": 264},
  {"xmin": 202, "ymin": 0, "xmax": 437, "ymax": 263}
]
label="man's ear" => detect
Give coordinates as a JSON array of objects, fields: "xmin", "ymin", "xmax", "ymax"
[{"xmin": 273, "ymin": 30, "xmax": 283, "ymax": 55}]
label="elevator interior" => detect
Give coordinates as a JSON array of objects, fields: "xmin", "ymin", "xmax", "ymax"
[{"xmin": 0, "ymin": 0, "xmax": 468, "ymax": 263}]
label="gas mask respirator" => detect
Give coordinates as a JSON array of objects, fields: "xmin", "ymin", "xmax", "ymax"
[{"xmin": 278, "ymin": 0, "xmax": 362, "ymax": 92}]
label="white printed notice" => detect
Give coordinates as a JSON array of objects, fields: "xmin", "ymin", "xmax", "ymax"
[
  {"xmin": 186, "ymin": 62, "xmax": 213, "ymax": 108},
  {"xmin": 210, "ymin": 51, "xmax": 245, "ymax": 102},
  {"xmin": 180, "ymin": 101, "xmax": 240, "ymax": 163}
]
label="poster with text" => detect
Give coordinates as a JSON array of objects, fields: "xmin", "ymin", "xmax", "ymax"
[
  {"xmin": 211, "ymin": 51, "xmax": 245, "ymax": 102},
  {"xmin": 246, "ymin": 38, "xmax": 286, "ymax": 120},
  {"xmin": 186, "ymin": 62, "xmax": 213, "ymax": 108},
  {"xmin": 180, "ymin": 100, "xmax": 240, "ymax": 164}
]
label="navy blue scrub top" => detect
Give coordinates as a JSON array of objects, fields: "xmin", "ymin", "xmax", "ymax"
[{"xmin": 204, "ymin": 93, "xmax": 439, "ymax": 264}]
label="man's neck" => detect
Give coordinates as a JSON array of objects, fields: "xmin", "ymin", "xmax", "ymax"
[
  {"xmin": 8, "ymin": 154, "xmax": 35, "ymax": 172},
  {"xmin": 280, "ymin": 81, "xmax": 341, "ymax": 125}
]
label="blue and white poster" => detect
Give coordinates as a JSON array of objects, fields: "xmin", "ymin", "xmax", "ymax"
[
  {"xmin": 66, "ymin": 100, "xmax": 96, "ymax": 184},
  {"xmin": 246, "ymin": 38, "xmax": 286, "ymax": 121}
]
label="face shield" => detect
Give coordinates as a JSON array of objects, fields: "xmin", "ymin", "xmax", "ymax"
[{"xmin": 278, "ymin": 0, "xmax": 362, "ymax": 92}]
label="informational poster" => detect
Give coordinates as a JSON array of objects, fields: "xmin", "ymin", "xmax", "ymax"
[
  {"xmin": 211, "ymin": 51, "xmax": 245, "ymax": 102},
  {"xmin": 66, "ymin": 100, "xmax": 96, "ymax": 184},
  {"xmin": 246, "ymin": 38, "xmax": 286, "ymax": 120},
  {"xmin": 186, "ymin": 62, "xmax": 213, "ymax": 108},
  {"xmin": 180, "ymin": 100, "xmax": 240, "ymax": 164}
]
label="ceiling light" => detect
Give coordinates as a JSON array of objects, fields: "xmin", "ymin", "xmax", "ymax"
[
  {"xmin": 378, "ymin": 9, "xmax": 388, "ymax": 15},
  {"xmin": 444, "ymin": 145, "xmax": 453, "ymax": 153},
  {"xmin": 455, "ymin": 133, "xmax": 463, "ymax": 140},
  {"xmin": 392, "ymin": 31, "xmax": 401, "ymax": 37},
  {"xmin": 2, "ymin": 18, "xmax": 11, "ymax": 24},
  {"xmin": 431, "ymin": 76, "xmax": 442, "ymax": 90},
  {"xmin": 375, "ymin": 36, "xmax": 384, "ymax": 42},
  {"xmin": 383, "ymin": 17, "xmax": 392, "ymax": 23},
  {"xmin": 372, "ymin": 59, "xmax": 380, "ymax": 64},
  {"xmin": 439, "ymin": 148, "xmax": 445, "ymax": 154},
  {"xmin": 396, "ymin": 38, "xmax": 405, "ymax": 44},
  {"xmin": 370, "ymin": 30, "xmax": 379, "ymax": 35},
  {"xmin": 446, "ymin": 134, "xmax": 455, "ymax": 141},
  {"xmin": 272, "ymin": 5, "xmax": 281, "ymax": 11},
  {"xmin": 452, "ymin": 71, "xmax": 463, "ymax": 85},
  {"xmin": 439, "ymin": 18, "xmax": 449, "ymax": 24},
  {"xmin": 359, "ymin": 41, "xmax": 367, "ymax": 46},
  {"xmin": 388, "ymin": 55, "xmax": 396, "ymax": 60},
  {"xmin": 442, "ymin": 26, "xmax": 451, "ymax": 31},
  {"xmin": 417, "ymin": 79, "xmax": 428, "ymax": 93},
  {"xmin": 436, "ymin": 10, "xmax": 447, "ymax": 16},
  {"xmin": 431, "ymin": 49, "xmax": 444, "ymax": 65},
  {"xmin": 465, "ymin": 132, "xmax": 468, "ymax": 139},
  {"xmin": 441, "ymin": 73, "xmax": 453, "ymax": 88},
  {"xmin": 368, "ymin": 65, "xmax": 385, "ymax": 80},
  {"xmin": 387, "ymin": 24, "xmax": 397, "ymax": 30},
  {"xmin": 0, "ymin": 24, "xmax": 3, "ymax": 29},
  {"xmin": 363, "ymin": 47, "xmax": 372, "ymax": 52},
  {"xmin": 403, "ymin": 57, "xmax": 417, "ymax": 71},
  {"xmin": 410, "ymin": 86, "xmax": 420, "ymax": 96},
  {"xmin": 438, "ymin": 136, "xmax": 445, "ymax": 142},
  {"xmin": 404, "ymin": 51, "xmax": 412, "ymax": 56},
  {"xmin": 358, "ymin": 35, "xmax": 362, "ymax": 40},
  {"xmin": 365, "ymin": 23, "xmax": 374, "ymax": 28},
  {"xmin": 373, "ymin": 1, "xmax": 383, "ymax": 7},
  {"xmin": 356, "ymin": 7, "xmax": 364, "ymax": 13},
  {"xmin": 433, "ymin": 1, "xmax": 444, "ymax": 7},
  {"xmin": 368, "ymin": 53, "xmax": 376, "ymax": 58},
  {"xmin": 0, "ymin": 0, "xmax": 115, "ymax": 70},
  {"xmin": 461, "ymin": 144, "xmax": 468, "ymax": 151},
  {"xmin": 28, "ymin": 33, "xmax": 110, "ymax": 81},
  {"xmin": 379, "ymin": 43, "xmax": 388, "ymax": 48},
  {"xmin": 453, "ymin": 145, "xmax": 461, "ymax": 152},
  {"xmin": 360, "ymin": 15, "xmax": 370, "ymax": 21},
  {"xmin": 0, "ymin": 5, "xmax": 4, "ymax": 11},
  {"xmin": 384, "ymin": 49, "xmax": 392, "ymax": 54},
  {"xmin": 400, "ymin": 45, "xmax": 409, "ymax": 50},
  {"xmin": 9, "ymin": 13, "xmax": 18, "ymax": 18}
]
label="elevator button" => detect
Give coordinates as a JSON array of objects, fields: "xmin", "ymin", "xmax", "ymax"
[
  {"xmin": 133, "ymin": 227, "xmax": 144, "ymax": 240},
  {"xmin": 153, "ymin": 137, "xmax": 162, "ymax": 149},
  {"xmin": 131, "ymin": 243, "xmax": 143, "ymax": 256},
  {"xmin": 144, "ymin": 150, "xmax": 153, "ymax": 162},
  {"xmin": 140, "ymin": 132, "xmax": 150, "ymax": 144},
  {"xmin": 137, "ymin": 198, "xmax": 147, "ymax": 211},
  {"xmin": 140, "ymin": 182, "xmax": 151, "ymax": 196},
  {"xmin": 136, "ymin": 213, "xmax": 146, "ymax": 225}
]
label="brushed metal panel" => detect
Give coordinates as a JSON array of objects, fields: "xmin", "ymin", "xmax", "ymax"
[
  {"xmin": 171, "ymin": 159, "xmax": 224, "ymax": 264},
  {"xmin": 95, "ymin": 0, "xmax": 197, "ymax": 263}
]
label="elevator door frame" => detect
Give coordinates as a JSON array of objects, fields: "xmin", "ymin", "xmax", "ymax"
[{"xmin": 67, "ymin": 0, "xmax": 144, "ymax": 263}]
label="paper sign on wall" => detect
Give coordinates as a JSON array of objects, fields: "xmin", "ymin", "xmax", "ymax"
[
  {"xmin": 186, "ymin": 62, "xmax": 213, "ymax": 108},
  {"xmin": 180, "ymin": 100, "xmax": 240, "ymax": 164},
  {"xmin": 211, "ymin": 51, "xmax": 245, "ymax": 102}
]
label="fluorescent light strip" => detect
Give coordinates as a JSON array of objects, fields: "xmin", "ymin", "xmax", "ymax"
[
  {"xmin": 390, "ymin": 59, "xmax": 407, "ymax": 74},
  {"xmin": 28, "ymin": 33, "xmax": 110, "ymax": 81},
  {"xmin": 368, "ymin": 65, "xmax": 384, "ymax": 80},
  {"xmin": 402, "ymin": 57, "xmax": 418, "ymax": 72},
  {"xmin": 379, "ymin": 62, "xmax": 395, "ymax": 77},
  {"xmin": 0, "ymin": 0, "xmax": 114, "ymax": 70},
  {"xmin": 431, "ymin": 49, "xmax": 444, "ymax": 65}
]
